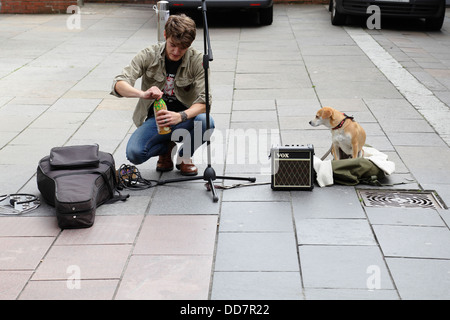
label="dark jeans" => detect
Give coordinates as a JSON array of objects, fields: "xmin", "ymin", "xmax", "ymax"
[{"xmin": 126, "ymin": 113, "xmax": 215, "ymax": 165}]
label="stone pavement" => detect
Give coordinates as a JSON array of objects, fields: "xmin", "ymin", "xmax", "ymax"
[{"xmin": 0, "ymin": 3, "xmax": 450, "ymax": 300}]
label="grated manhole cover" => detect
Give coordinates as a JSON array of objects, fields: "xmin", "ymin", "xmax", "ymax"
[{"xmin": 357, "ymin": 189, "xmax": 447, "ymax": 209}]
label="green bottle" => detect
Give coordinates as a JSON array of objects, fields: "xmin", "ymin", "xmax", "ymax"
[{"xmin": 154, "ymin": 99, "xmax": 171, "ymax": 135}]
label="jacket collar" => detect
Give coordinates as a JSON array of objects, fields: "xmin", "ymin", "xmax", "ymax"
[{"xmin": 154, "ymin": 41, "xmax": 191, "ymax": 68}]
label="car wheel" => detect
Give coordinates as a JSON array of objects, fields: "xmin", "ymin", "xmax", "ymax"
[
  {"xmin": 425, "ymin": 6, "xmax": 445, "ymax": 31},
  {"xmin": 260, "ymin": 5, "xmax": 273, "ymax": 25},
  {"xmin": 330, "ymin": 0, "xmax": 347, "ymax": 26}
]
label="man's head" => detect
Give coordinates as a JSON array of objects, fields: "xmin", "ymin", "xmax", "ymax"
[{"xmin": 164, "ymin": 14, "xmax": 196, "ymax": 61}]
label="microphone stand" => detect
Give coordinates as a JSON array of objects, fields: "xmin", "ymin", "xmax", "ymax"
[{"xmin": 157, "ymin": 0, "xmax": 256, "ymax": 202}]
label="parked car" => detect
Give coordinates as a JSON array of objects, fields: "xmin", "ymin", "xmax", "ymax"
[
  {"xmin": 167, "ymin": 0, "xmax": 274, "ymax": 25},
  {"xmin": 329, "ymin": 0, "xmax": 446, "ymax": 30}
]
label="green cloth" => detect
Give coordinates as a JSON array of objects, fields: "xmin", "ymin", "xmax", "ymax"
[{"xmin": 331, "ymin": 158, "xmax": 386, "ymax": 186}]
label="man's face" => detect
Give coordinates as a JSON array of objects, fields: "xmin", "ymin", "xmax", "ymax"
[{"xmin": 165, "ymin": 36, "xmax": 189, "ymax": 62}]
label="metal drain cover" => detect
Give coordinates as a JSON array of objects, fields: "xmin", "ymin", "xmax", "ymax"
[{"xmin": 357, "ymin": 189, "xmax": 446, "ymax": 209}]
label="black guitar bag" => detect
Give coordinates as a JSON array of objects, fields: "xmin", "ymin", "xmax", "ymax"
[{"xmin": 37, "ymin": 144, "xmax": 128, "ymax": 229}]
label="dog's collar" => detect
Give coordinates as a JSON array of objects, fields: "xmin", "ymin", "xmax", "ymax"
[{"xmin": 332, "ymin": 113, "xmax": 354, "ymax": 130}]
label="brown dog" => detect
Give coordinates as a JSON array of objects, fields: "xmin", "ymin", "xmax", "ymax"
[{"xmin": 309, "ymin": 107, "xmax": 366, "ymax": 160}]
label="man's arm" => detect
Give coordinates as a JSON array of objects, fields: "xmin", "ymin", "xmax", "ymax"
[
  {"xmin": 114, "ymin": 81, "xmax": 163, "ymax": 100},
  {"xmin": 185, "ymin": 102, "xmax": 206, "ymax": 119},
  {"xmin": 155, "ymin": 102, "xmax": 206, "ymax": 127}
]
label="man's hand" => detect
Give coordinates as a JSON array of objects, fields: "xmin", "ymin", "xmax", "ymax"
[
  {"xmin": 155, "ymin": 109, "xmax": 183, "ymax": 126},
  {"xmin": 141, "ymin": 86, "xmax": 163, "ymax": 100}
]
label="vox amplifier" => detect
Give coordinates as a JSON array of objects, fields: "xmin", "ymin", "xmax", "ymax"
[{"xmin": 270, "ymin": 144, "xmax": 314, "ymax": 191}]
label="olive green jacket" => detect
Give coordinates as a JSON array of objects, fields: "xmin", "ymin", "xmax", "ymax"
[{"xmin": 111, "ymin": 42, "xmax": 210, "ymax": 127}]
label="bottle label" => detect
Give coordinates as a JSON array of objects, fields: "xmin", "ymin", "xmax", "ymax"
[{"xmin": 154, "ymin": 99, "xmax": 171, "ymax": 135}]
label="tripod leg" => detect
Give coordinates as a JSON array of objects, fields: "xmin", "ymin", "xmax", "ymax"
[
  {"xmin": 207, "ymin": 178, "xmax": 219, "ymax": 202},
  {"xmin": 157, "ymin": 176, "xmax": 204, "ymax": 185},
  {"xmin": 216, "ymin": 176, "xmax": 256, "ymax": 183}
]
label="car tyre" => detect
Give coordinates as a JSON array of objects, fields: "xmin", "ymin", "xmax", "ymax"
[
  {"xmin": 330, "ymin": 0, "xmax": 347, "ymax": 26},
  {"xmin": 260, "ymin": 5, "xmax": 273, "ymax": 25},
  {"xmin": 425, "ymin": 6, "xmax": 445, "ymax": 31}
]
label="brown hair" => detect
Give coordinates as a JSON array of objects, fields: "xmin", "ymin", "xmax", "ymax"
[{"xmin": 165, "ymin": 14, "xmax": 196, "ymax": 49}]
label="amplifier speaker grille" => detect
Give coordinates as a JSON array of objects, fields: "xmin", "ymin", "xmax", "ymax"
[
  {"xmin": 273, "ymin": 160, "xmax": 311, "ymax": 188},
  {"xmin": 271, "ymin": 145, "xmax": 314, "ymax": 191}
]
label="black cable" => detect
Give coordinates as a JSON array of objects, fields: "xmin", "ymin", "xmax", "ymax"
[{"xmin": 117, "ymin": 164, "xmax": 159, "ymax": 190}]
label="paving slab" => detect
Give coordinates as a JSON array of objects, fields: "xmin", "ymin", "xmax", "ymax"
[
  {"xmin": 0, "ymin": 271, "xmax": 34, "ymax": 300},
  {"xmin": 211, "ymin": 271, "xmax": 303, "ymax": 300},
  {"xmin": 115, "ymin": 255, "xmax": 213, "ymax": 300},
  {"xmin": 133, "ymin": 215, "xmax": 217, "ymax": 255},
  {"xmin": 386, "ymin": 258, "xmax": 450, "ymax": 300},
  {"xmin": 0, "ymin": 237, "xmax": 55, "ymax": 270},
  {"xmin": 373, "ymin": 225, "xmax": 450, "ymax": 259},
  {"xmin": 147, "ymin": 182, "xmax": 222, "ymax": 214},
  {"xmin": 304, "ymin": 288, "xmax": 399, "ymax": 300},
  {"xmin": 55, "ymin": 215, "xmax": 143, "ymax": 245},
  {"xmin": 292, "ymin": 185, "xmax": 366, "ymax": 219},
  {"xmin": 214, "ymin": 232, "xmax": 299, "ymax": 272},
  {"xmin": 365, "ymin": 207, "xmax": 446, "ymax": 227},
  {"xmin": 219, "ymin": 201, "xmax": 293, "ymax": 232},
  {"xmin": 299, "ymin": 245, "xmax": 394, "ymax": 290},
  {"xmin": 19, "ymin": 279, "xmax": 119, "ymax": 300},
  {"xmin": 0, "ymin": 216, "xmax": 60, "ymax": 236},
  {"xmin": 32, "ymin": 244, "xmax": 132, "ymax": 280},
  {"xmin": 395, "ymin": 146, "xmax": 450, "ymax": 184},
  {"xmin": 296, "ymin": 218, "xmax": 377, "ymax": 246},
  {"xmin": 220, "ymin": 175, "xmax": 288, "ymax": 202}
]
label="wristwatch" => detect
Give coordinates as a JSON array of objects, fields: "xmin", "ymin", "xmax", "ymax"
[{"xmin": 179, "ymin": 111, "xmax": 188, "ymax": 122}]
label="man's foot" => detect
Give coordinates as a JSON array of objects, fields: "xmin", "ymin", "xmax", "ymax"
[
  {"xmin": 156, "ymin": 141, "xmax": 176, "ymax": 172},
  {"xmin": 176, "ymin": 158, "xmax": 198, "ymax": 176}
]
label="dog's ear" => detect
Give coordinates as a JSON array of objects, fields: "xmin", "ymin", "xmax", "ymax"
[{"xmin": 321, "ymin": 108, "xmax": 333, "ymax": 119}]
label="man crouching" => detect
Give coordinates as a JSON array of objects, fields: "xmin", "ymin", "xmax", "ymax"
[{"xmin": 111, "ymin": 14, "xmax": 214, "ymax": 176}]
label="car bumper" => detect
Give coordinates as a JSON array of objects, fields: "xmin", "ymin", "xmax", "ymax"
[
  {"xmin": 168, "ymin": 0, "xmax": 274, "ymax": 10},
  {"xmin": 337, "ymin": 0, "xmax": 445, "ymax": 18}
]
